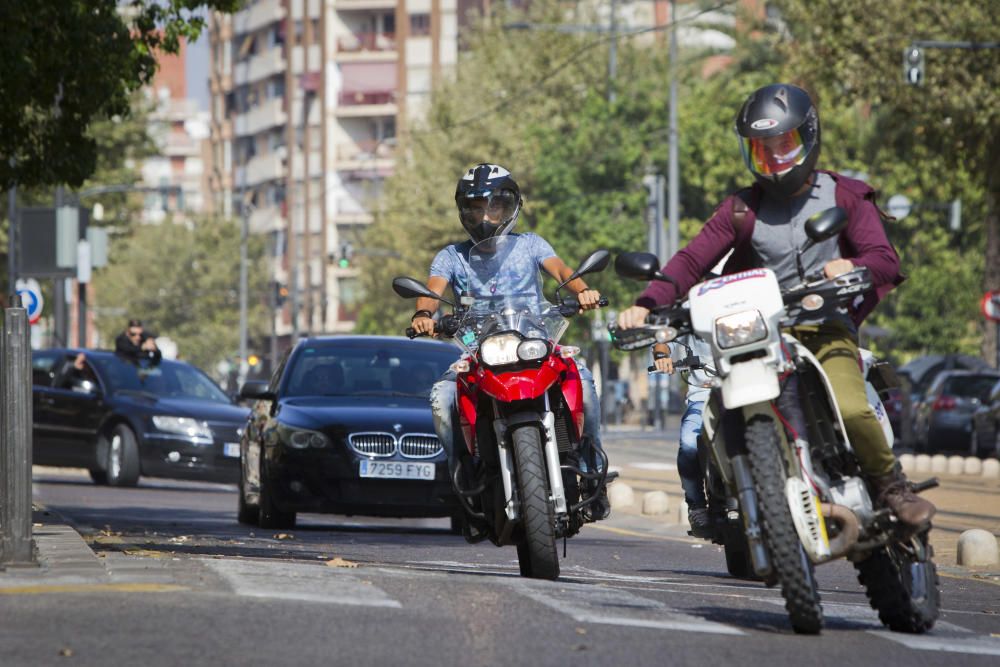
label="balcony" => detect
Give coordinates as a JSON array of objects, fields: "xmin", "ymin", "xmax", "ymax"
[
  {"xmin": 234, "ymin": 47, "xmax": 286, "ymax": 86},
  {"xmin": 234, "ymin": 0, "xmax": 285, "ymax": 36},
  {"xmin": 336, "ymin": 32, "xmax": 397, "ymax": 60},
  {"xmin": 334, "ymin": 0, "xmax": 397, "ymax": 9},
  {"xmin": 335, "ymin": 92, "xmax": 396, "ymax": 118},
  {"xmin": 239, "ymin": 150, "xmax": 286, "ymax": 187},
  {"xmin": 335, "ymin": 139, "xmax": 395, "ymax": 170},
  {"xmin": 234, "ymin": 97, "xmax": 287, "ymax": 137},
  {"xmin": 249, "ymin": 206, "xmax": 284, "ymax": 235}
]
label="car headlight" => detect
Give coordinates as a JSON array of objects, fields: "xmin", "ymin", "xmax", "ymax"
[
  {"xmin": 151, "ymin": 416, "xmax": 212, "ymax": 439},
  {"xmin": 277, "ymin": 423, "xmax": 331, "ymax": 449},
  {"xmin": 480, "ymin": 333, "xmax": 522, "ymax": 366},
  {"xmin": 517, "ymin": 339, "xmax": 549, "ymax": 362},
  {"xmin": 715, "ymin": 310, "xmax": 768, "ymax": 349}
]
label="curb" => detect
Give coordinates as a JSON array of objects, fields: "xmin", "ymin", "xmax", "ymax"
[{"xmin": 900, "ymin": 453, "xmax": 1000, "ymax": 479}]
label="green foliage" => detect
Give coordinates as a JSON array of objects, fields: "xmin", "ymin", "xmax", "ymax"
[
  {"xmin": 0, "ymin": 0, "xmax": 240, "ymax": 190},
  {"xmin": 91, "ymin": 217, "xmax": 269, "ymax": 375}
]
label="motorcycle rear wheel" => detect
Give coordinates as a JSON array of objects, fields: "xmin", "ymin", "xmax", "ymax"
[
  {"xmin": 746, "ymin": 416, "xmax": 823, "ymax": 634},
  {"xmin": 855, "ymin": 535, "xmax": 939, "ymax": 633},
  {"xmin": 512, "ymin": 425, "xmax": 559, "ymax": 580}
]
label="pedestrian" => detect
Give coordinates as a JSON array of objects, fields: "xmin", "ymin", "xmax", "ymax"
[{"xmin": 115, "ymin": 318, "xmax": 162, "ymax": 365}]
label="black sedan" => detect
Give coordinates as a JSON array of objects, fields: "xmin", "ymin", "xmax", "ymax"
[
  {"xmin": 32, "ymin": 348, "xmax": 250, "ymax": 485},
  {"xmin": 913, "ymin": 369, "xmax": 1000, "ymax": 454},
  {"xmin": 236, "ymin": 336, "xmax": 460, "ymax": 529},
  {"xmin": 971, "ymin": 377, "xmax": 1000, "ymax": 458}
]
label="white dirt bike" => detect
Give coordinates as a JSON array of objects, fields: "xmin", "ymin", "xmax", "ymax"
[{"xmin": 611, "ymin": 207, "xmax": 939, "ymax": 635}]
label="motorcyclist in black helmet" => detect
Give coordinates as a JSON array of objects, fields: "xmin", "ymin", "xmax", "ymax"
[
  {"xmin": 411, "ymin": 163, "xmax": 611, "ymax": 522},
  {"xmin": 618, "ymin": 84, "xmax": 935, "ymax": 533}
]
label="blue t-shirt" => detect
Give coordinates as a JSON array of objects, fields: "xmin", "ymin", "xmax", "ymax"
[{"xmin": 430, "ymin": 233, "xmax": 557, "ymax": 302}]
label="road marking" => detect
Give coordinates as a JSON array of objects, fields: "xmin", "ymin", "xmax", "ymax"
[
  {"xmin": 628, "ymin": 462, "xmax": 678, "ymax": 471},
  {"xmin": 0, "ymin": 583, "xmax": 187, "ymax": 595},
  {"xmin": 205, "ymin": 558, "xmax": 402, "ymax": 608},
  {"xmin": 513, "ymin": 580, "xmax": 744, "ymax": 636},
  {"xmin": 869, "ymin": 631, "xmax": 1000, "ymax": 656}
]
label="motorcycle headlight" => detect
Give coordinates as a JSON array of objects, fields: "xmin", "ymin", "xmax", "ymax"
[
  {"xmin": 715, "ymin": 310, "xmax": 768, "ymax": 349},
  {"xmin": 152, "ymin": 416, "xmax": 212, "ymax": 439},
  {"xmin": 277, "ymin": 423, "xmax": 331, "ymax": 449},
  {"xmin": 517, "ymin": 339, "xmax": 549, "ymax": 362},
  {"xmin": 480, "ymin": 333, "xmax": 522, "ymax": 366}
]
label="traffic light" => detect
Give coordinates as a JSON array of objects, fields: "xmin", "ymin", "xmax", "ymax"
[
  {"xmin": 247, "ymin": 354, "xmax": 261, "ymax": 368},
  {"xmin": 338, "ymin": 242, "xmax": 354, "ymax": 268},
  {"xmin": 273, "ymin": 281, "xmax": 288, "ymax": 306},
  {"xmin": 903, "ymin": 46, "xmax": 924, "ymax": 85}
]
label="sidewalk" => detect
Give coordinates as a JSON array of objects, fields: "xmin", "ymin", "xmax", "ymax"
[{"xmin": 0, "ymin": 507, "xmax": 109, "ymax": 589}]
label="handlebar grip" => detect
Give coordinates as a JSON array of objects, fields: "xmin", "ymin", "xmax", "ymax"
[
  {"xmin": 406, "ymin": 327, "xmax": 427, "ymax": 339},
  {"xmin": 597, "ymin": 296, "xmax": 609, "ymax": 307}
]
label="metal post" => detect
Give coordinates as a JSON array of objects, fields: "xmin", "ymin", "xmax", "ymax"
[
  {"xmin": 1, "ymin": 296, "xmax": 36, "ymax": 566},
  {"xmin": 53, "ymin": 187, "xmax": 67, "ymax": 346},
  {"xmin": 77, "ymin": 209, "xmax": 89, "ymax": 348},
  {"xmin": 608, "ymin": 0, "xmax": 618, "ymax": 103},
  {"xmin": 239, "ymin": 202, "xmax": 249, "ymax": 385},
  {"xmin": 665, "ymin": 0, "xmax": 680, "ymax": 417},
  {"xmin": 6, "ymin": 185, "xmax": 15, "ymax": 294}
]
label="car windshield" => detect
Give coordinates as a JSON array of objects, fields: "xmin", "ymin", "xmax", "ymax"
[
  {"xmin": 284, "ymin": 342, "xmax": 459, "ymax": 398},
  {"xmin": 941, "ymin": 375, "xmax": 999, "ymax": 401},
  {"xmin": 92, "ymin": 355, "xmax": 231, "ymax": 403}
]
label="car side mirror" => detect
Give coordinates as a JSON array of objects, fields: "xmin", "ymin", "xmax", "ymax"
[{"xmin": 239, "ymin": 380, "xmax": 275, "ymax": 401}]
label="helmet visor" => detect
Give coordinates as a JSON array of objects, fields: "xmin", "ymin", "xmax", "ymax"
[
  {"xmin": 458, "ymin": 190, "xmax": 519, "ymax": 228},
  {"xmin": 742, "ymin": 128, "xmax": 809, "ymax": 176}
]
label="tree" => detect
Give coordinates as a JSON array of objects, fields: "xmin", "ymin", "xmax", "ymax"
[
  {"xmin": 770, "ymin": 0, "xmax": 1000, "ymax": 362},
  {"xmin": 0, "ymin": 0, "xmax": 239, "ymax": 190},
  {"xmin": 91, "ymin": 217, "xmax": 270, "ymax": 375}
]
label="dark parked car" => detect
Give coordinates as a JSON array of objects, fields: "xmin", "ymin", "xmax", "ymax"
[
  {"xmin": 32, "ymin": 348, "xmax": 250, "ymax": 485},
  {"xmin": 913, "ymin": 370, "xmax": 1000, "ymax": 455},
  {"xmin": 970, "ymin": 377, "xmax": 1000, "ymax": 458},
  {"xmin": 237, "ymin": 336, "xmax": 461, "ymax": 529}
]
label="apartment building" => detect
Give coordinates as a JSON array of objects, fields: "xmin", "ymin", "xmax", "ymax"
[{"xmin": 207, "ymin": 0, "xmax": 459, "ymax": 343}]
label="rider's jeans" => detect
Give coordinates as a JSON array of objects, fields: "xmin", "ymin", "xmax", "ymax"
[
  {"xmin": 430, "ymin": 359, "xmax": 604, "ymax": 475},
  {"xmin": 789, "ymin": 322, "xmax": 897, "ymax": 477},
  {"xmin": 678, "ymin": 400, "xmax": 707, "ymax": 509}
]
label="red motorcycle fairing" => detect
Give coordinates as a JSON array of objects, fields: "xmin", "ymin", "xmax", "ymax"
[{"xmin": 456, "ymin": 348, "xmax": 585, "ymax": 456}]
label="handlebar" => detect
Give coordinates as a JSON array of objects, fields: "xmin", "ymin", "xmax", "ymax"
[{"xmin": 647, "ymin": 354, "xmax": 704, "ymax": 374}]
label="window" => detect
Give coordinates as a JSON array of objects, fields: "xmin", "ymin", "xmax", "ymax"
[{"xmin": 409, "ymin": 13, "xmax": 430, "ymax": 36}]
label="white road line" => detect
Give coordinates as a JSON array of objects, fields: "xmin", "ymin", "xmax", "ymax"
[
  {"xmin": 868, "ymin": 631, "xmax": 1000, "ymax": 657},
  {"xmin": 205, "ymin": 559, "xmax": 402, "ymax": 608},
  {"xmin": 513, "ymin": 580, "xmax": 744, "ymax": 636}
]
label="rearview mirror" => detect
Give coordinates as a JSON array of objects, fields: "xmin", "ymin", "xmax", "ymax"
[
  {"xmin": 804, "ymin": 207, "xmax": 848, "ymax": 246},
  {"xmin": 239, "ymin": 380, "xmax": 275, "ymax": 401},
  {"xmin": 555, "ymin": 249, "xmax": 611, "ymax": 293},
  {"xmin": 614, "ymin": 252, "xmax": 661, "ymax": 281},
  {"xmin": 391, "ymin": 277, "xmax": 455, "ymax": 307}
]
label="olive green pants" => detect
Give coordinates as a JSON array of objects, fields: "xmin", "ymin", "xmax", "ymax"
[{"xmin": 790, "ymin": 323, "xmax": 897, "ymax": 477}]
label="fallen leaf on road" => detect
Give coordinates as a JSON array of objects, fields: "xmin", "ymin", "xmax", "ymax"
[
  {"xmin": 325, "ymin": 557, "xmax": 358, "ymax": 568},
  {"xmin": 274, "ymin": 533, "xmax": 295, "ymax": 540},
  {"xmin": 59, "ymin": 648, "xmax": 73, "ymax": 657}
]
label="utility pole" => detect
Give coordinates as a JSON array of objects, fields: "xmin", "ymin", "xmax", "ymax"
[
  {"xmin": 238, "ymin": 193, "xmax": 249, "ymax": 386},
  {"xmin": 6, "ymin": 184, "xmax": 15, "ymax": 295}
]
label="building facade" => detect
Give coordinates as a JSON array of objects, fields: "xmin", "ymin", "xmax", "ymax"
[{"xmin": 208, "ymin": 0, "xmax": 459, "ymax": 346}]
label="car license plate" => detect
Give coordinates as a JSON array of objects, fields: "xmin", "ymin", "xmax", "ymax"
[
  {"xmin": 223, "ymin": 442, "xmax": 240, "ymax": 458},
  {"xmin": 359, "ymin": 459, "xmax": 435, "ymax": 481}
]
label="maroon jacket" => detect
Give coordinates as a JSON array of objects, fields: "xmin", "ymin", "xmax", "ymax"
[{"xmin": 636, "ymin": 170, "xmax": 904, "ymax": 325}]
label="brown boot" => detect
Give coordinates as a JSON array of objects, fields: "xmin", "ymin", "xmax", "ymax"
[{"xmin": 869, "ymin": 469, "xmax": 936, "ymax": 533}]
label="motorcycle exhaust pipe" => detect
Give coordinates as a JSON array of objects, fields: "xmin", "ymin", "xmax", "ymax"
[{"xmin": 821, "ymin": 502, "xmax": 860, "ymax": 559}]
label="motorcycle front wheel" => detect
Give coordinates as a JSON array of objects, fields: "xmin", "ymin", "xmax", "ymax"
[
  {"xmin": 512, "ymin": 425, "xmax": 559, "ymax": 580},
  {"xmin": 745, "ymin": 415, "xmax": 824, "ymax": 634},
  {"xmin": 855, "ymin": 534, "xmax": 939, "ymax": 633}
]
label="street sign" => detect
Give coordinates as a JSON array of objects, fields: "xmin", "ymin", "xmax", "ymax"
[
  {"xmin": 14, "ymin": 278, "xmax": 44, "ymax": 325},
  {"xmin": 982, "ymin": 291, "xmax": 1000, "ymax": 322},
  {"xmin": 887, "ymin": 194, "xmax": 912, "ymax": 220}
]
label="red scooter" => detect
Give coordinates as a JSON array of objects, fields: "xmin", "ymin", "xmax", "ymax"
[{"xmin": 392, "ymin": 237, "xmax": 612, "ymax": 579}]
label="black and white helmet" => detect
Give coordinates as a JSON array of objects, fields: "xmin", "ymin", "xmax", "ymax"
[
  {"xmin": 735, "ymin": 84, "xmax": 820, "ymax": 198},
  {"xmin": 455, "ymin": 163, "xmax": 522, "ymax": 243}
]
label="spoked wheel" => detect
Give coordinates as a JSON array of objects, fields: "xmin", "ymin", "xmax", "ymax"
[
  {"xmin": 855, "ymin": 533, "xmax": 939, "ymax": 633},
  {"xmin": 511, "ymin": 425, "xmax": 559, "ymax": 580},
  {"xmin": 745, "ymin": 416, "xmax": 823, "ymax": 634}
]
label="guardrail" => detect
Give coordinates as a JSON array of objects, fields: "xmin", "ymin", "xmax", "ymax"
[{"xmin": 1, "ymin": 294, "xmax": 35, "ymax": 567}]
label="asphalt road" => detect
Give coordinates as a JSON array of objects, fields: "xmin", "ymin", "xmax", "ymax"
[{"xmin": 5, "ymin": 431, "xmax": 1000, "ymax": 667}]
